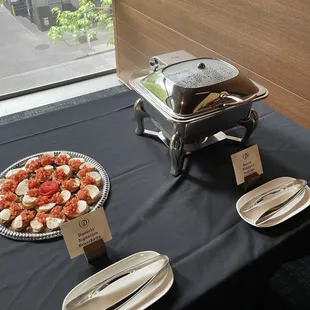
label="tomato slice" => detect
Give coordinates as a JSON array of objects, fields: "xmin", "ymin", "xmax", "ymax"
[{"xmin": 40, "ymin": 181, "xmax": 59, "ymax": 196}]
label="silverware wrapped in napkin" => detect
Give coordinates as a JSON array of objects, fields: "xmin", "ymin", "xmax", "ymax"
[
  {"xmin": 236, "ymin": 177, "xmax": 310, "ymax": 228},
  {"xmin": 255, "ymin": 181, "xmax": 307, "ymax": 225},
  {"xmin": 240, "ymin": 179, "xmax": 307, "ymax": 214},
  {"xmin": 65, "ymin": 254, "xmax": 169, "ymax": 310}
]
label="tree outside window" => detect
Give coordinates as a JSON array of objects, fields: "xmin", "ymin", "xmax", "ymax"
[{"xmin": 48, "ymin": 0, "xmax": 113, "ymax": 50}]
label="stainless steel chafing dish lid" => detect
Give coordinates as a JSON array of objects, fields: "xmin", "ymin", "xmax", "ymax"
[{"xmin": 130, "ymin": 58, "xmax": 265, "ymax": 119}]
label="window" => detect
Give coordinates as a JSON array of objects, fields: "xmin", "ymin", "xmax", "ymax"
[{"xmin": 0, "ymin": 0, "xmax": 115, "ymax": 98}]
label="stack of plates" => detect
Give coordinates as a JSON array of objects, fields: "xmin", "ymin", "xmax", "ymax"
[
  {"xmin": 63, "ymin": 251, "xmax": 174, "ymax": 310},
  {"xmin": 237, "ymin": 177, "xmax": 310, "ymax": 228}
]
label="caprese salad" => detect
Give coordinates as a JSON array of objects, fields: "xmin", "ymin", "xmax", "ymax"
[{"xmin": 0, "ymin": 152, "xmax": 103, "ymax": 233}]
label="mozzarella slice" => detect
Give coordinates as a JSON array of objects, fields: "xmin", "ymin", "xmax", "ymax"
[
  {"xmin": 16, "ymin": 179, "xmax": 29, "ymax": 196},
  {"xmin": 22, "ymin": 195, "xmax": 37, "ymax": 208},
  {"xmin": 74, "ymin": 178, "xmax": 80, "ymax": 187},
  {"xmin": 46, "ymin": 217, "xmax": 64, "ymax": 230},
  {"xmin": 85, "ymin": 185, "xmax": 100, "ymax": 201},
  {"xmin": 77, "ymin": 200, "xmax": 88, "ymax": 214},
  {"xmin": 43, "ymin": 152, "xmax": 55, "ymax": 159},
  {"xmin": 37, "ymin": 203, "xmax": 56, "ymax": 212},
  {"xmin": 57, "ymin": 165, "xmax": 71, "ymax": 176},
  {"xmin": 6, "ymin": 168, "xmax": 26, "ymax": 179},
  {"xmin": 12, "ymin": 215, "xmax": 23, "ymax": 229},
  {"xmin": 25, "ymin": 157, "xmax": 39, "ymax": 167},
  {"xmin": 0, "ymin": 209, "xmax": 11, "ymax": 222},
  {"xmin": 86, "ymin": 172, "xmax": 103, "ymax": 187},
  {"xmin": 30, "ymin": 218, "xmax": 44, "ymax": 232},
  {"xmin": 80, "ymin": 162, "xmax": 96, "ymax": 170},
  {"xmin": 44, "ymin": 165, "xmax": 54, "ymax": 174},
  {"xmin": 60, "ymin": 190, "xmax": 71, "ymax": 203},
  {"xmin": 58, "ymin": 153, "xmax": 70, "ymax": 159},
  {"xmin": 0, "ymin": 179, "xmax": 6, "ymax": 186}
]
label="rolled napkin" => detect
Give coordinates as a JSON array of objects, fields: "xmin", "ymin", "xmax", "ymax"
[{"xmin": 65, "ymin": 254, "xmax": 169, "ymax": 310}]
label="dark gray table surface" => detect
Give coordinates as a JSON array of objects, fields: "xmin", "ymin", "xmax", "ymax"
[{"xmin": 0, "ymin": 90, "xmax": 310, "ymax": 310}]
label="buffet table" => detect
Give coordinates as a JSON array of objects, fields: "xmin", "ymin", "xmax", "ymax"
[{"xmin": 0, "ymin": 90, "xmax": 310, "ymax": 310}]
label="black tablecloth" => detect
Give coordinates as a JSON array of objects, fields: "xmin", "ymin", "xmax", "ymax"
[{"xmin": 0, "ymin": 90, "xmax": 310, "ymax": 310}]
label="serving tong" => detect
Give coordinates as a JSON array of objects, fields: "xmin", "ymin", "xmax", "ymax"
[
  {"xmin": 239, "ymin": 179, "xmax": 307, "ymax": 226},
  {"xmin": 65, "ymin": 254, "xmax": 169, "ymax": 309}
]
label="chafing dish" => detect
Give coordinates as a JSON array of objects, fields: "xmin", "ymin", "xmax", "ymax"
[{"xmin": 130, "ymin": 51, "xmax": 269, "ymax": 176}]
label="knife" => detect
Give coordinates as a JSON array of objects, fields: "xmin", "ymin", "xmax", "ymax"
[
  {"xmin": 255, "ymin": 183, "xmax": 307, "ymax": 226},
  {"xmin": 240, "ymin": 179, "xmax": 307, "ymax": 213},
  {"xmin": 65, "ymin": 254, "xmax": 169, "ymax": 309}
]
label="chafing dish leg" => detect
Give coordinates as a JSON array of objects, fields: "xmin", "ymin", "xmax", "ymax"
[
  {"xmin": 134, "ymin": 98, "xmax": 149, "ymax": 135},
  {"xmin": 238, "ymin": 109, "xmax": 259, "ymax": 144},
  {"xmin": 170, "ymin": 133, "xmax": 184, "ymax": 176}
]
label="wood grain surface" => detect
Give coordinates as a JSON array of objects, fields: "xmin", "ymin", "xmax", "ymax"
[{"xmin": 113, "ymin": 0, "xmax": 310, "ymax": 128}]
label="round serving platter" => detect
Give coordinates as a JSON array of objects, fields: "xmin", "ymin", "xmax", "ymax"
[{"xmin": 0, "ymin": 151, "xmax": 110, "ymax": 241}]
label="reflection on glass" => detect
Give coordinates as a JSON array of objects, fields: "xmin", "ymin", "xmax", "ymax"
[
  {"xmin": 141, "ymin": 71, "xmax": 176, "ymax": 110},
  {"xmin": 0, "ymin": 0, "xmax": 115, "ymax": 96},
  {"xmin": 142, "ymin": 71, "xmax": 167, "ymax": 103}
]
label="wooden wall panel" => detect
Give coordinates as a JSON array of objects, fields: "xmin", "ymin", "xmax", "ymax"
[
  {"xmin": 117, "ymin": 38, "xmax": 148, "ymax": 87},
  {"xmin": 113, "ymin": 0, "xmax": 310, "ymax": 129},
  {"xmin": 117, "ymin": 20, "xmax": 168, "ymax": 59},
  {"xmin": 118, "ymin": 0, "xmax": 310, "ymax": 100}
]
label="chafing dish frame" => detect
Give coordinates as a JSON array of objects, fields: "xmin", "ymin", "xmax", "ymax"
[{"xmin": 130, "ymin": 51, "xmax": 269, "ymax": 176}]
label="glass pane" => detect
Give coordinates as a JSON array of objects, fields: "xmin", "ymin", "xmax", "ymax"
[{"xmin": 0, "ymin": 0, "xmax": 115, "ymax": 97}]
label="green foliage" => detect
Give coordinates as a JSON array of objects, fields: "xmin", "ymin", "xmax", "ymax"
[{"xmin": 48, "ymin": 0, "xmax": 113, "ymax": 45}]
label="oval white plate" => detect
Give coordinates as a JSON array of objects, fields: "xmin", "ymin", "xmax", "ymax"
[
  {"xmin": 62, "ymin": 251, "xmax": 174, "ymax": 310},
  {"xmin": 236, "ymin": 177, "xmax": 310, "ymax": 228}
]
